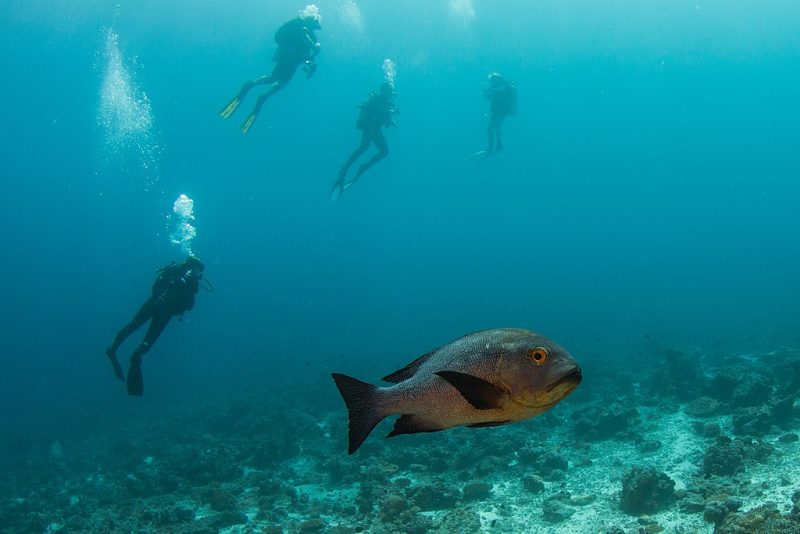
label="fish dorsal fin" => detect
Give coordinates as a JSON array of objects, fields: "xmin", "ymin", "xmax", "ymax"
[
  {"xmin": 381, "ymin": 349, "xmax": 437, "ymax": 383},
  {"xmin": 435, "ymin": 370, "xmax": 507, "ymax": 410}
]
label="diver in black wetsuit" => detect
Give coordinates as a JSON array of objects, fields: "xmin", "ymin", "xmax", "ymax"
[
  {"xmin": 105, "ymin": 256, "xmax": 204, "ymax": 396},
  {"xmin": 330, "ymin": 82, "xmax": 397, "ymax": 201},
  {"xmin": 219, "ymin": 9, "xmax": 322, "ymax": 134},
  {"xmin": 472, "ymin": 72, "xmax": 517, "ymax": 162}
]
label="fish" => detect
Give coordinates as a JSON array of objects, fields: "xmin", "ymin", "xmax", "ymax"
[{"xmin": 331, "ymin": 328, "xmax": 582, "ymax": 454}]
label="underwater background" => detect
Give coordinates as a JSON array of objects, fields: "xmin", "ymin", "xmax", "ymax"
[{"xmin": 2, "ymin": 0, "xmax": 800, "ymax": 532}]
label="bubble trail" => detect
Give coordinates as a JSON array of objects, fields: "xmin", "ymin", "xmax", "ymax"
[
  {"xmin": 169, "ymin": 194, "xmax": 196, "ymax": 256},
  {"xmin": 97, "ymin": 28, "xmax": 161, "ymax": 190},
  {"xmin": 382, "ymin": 58, "xmax": 396, "ymax": 88}
]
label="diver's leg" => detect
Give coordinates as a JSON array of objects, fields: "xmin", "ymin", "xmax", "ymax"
[
  {"xmin": 338, "ymin": 133, "xmax": 371, "ymax": 181},
  {"xmin": 106, "ymin": 301, "xmax": 153, "ymax": 381},
  {"xmin": 487, "ymin": 114, "xmax": 498, "ymax": 151},
  {"xmin": 240, "ymin": 80, "xmax": 289, "ymax": 134},
  {"xmin": 221, "ymin": 76, "xmax": 263, "ymax": 119},
  {"xmin": 495, "ymin": 115, "xmax": 506, "ymax": 151},
  {"xmin": 331, "ymin": 133, "xmax": 371, "ymax": 200},
  {"xmin": 352, "ymin": 131, "xmax": 388, "ymax": 183},
  {"xmin": 220, "ymin": 74, "xmax": 278, "ymax": 118},
  {"xmin": 126, "ymin": 312, "xmax": 171, "ymax": 396},
  {"xmin": 254, "ymin": 80, "xmax": 287, "ymax": 110},
  {"xmin": 240, "ymin": 63, "xmax": 299, "ymax": 133},
  {"xmin": 240, "ymin": 74, "xmax": 280, "ymax": 96},
  {"xmin": 108, "ymin": 301, "xmax": 152, "ymax": 355}
]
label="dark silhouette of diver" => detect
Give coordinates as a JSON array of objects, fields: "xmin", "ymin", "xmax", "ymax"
[
  {"xmin": 105, "ymin": 256, "xmax": 205, "ymax": 396},
  {"xmin": 219, "ymin": 10, "xmax": 322, "ymax": 134},
  {"xmin": 471, "ymin": 72, "xmax": 517, "ymax": 163},
  {"xmin": 330, "ymin": 82, "xmax": 397, "ymax": 201}
]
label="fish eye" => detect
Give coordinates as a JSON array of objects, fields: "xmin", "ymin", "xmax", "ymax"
[{"xmin": 527, "ymin": 347, "xmax": 549, "ymax": 365}]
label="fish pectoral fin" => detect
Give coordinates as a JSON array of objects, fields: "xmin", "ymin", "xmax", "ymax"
[
  {"xmin": 467, "ymin": 420, "xmax": 510, "ymax": 428},
  {"xmin": 435, "ymin": 370, "xmax": 507, "ymax": 410},
  {"xmin": 387, "ymin": 414, "xmax": 444, "ymax": 438}
]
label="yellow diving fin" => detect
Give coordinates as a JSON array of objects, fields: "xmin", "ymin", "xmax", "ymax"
[
  {"xmin": 219, "ymin": 96, "xmax": 240, "ymax": 119},
  {"xmin": 240, "ymin": 113, "xmax": 257, "ymax": 134}
]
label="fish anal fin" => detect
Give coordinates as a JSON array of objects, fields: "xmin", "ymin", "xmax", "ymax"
[
  {"xmin": 435, "ymin": 370, "xmax": 507, "ymax": 410},
  {"xmin": 467, "ymin": 420, "xmax": 510, "ymax": 428},
  {"xmin": 387, "ymin": 414, "xmax": 445, "ymax": 438},
  {"xmin": 381, "ymin": 349, "xmax": 437, "ymax": 384}
]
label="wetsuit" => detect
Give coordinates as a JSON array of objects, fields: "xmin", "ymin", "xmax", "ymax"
[
  {"xmin": 485, "ymin": 80, "xmax": 516, "ymax": 151},
  {"xmin": 335, "ymin": 89, "xmax": 396, "ymax": 188},
  {"xmin": 220, "ymin": 16, "xmax": 321, "ymax": 134},
  {"xmin": 107, "ymin": 263, "xmax": 201, "ymax": 395},
  {"xmin": 271, "ymin": 17, "xmax": 320, "ymax": 81}
]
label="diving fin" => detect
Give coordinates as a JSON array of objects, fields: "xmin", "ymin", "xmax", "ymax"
[
  {"xmin": 330, "ymin": 181, "xmax": 343, "ymax": 202},
  {"xmin": 105, "ymin": 348, "xmax": 124, "ymax": 382},
  {"xmin": 329, "ymin": 182, "xmax": 355, "ymax": 201},
  {"xmin": 467, "ymin": 149, "xmax": 495, "ymax": 165},
  {"xmin": 126, "ymin": 354, "xmax": 144, "ymax": 396},
  {"xmin": 240, "ymin": 112, "xmax": 257, "ymax": 134},
  {"xmin": 219, "ymin": 96, "xmax": 241, "ymax": 119}
]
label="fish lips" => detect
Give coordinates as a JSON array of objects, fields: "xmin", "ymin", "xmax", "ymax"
[
  {"xmin": 516, "ymin": 367, "xmax": 582, "ymax": 411},
  {"xmin": 548, "ymin": 367, "xmax": 582, "ymax": 393},
  {"xmin": 538, "ymin": 367, "xmax": 582, "ymax": 405}
]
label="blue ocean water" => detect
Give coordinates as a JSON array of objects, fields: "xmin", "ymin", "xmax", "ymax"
[{"xmin": 1, "ymin": 1, "xmax": 800, "ymax": 531}]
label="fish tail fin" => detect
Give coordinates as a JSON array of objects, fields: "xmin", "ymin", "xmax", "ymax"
[{"xmin": 331, "ymin": 373, "xmax": 388, "ymax": 454}]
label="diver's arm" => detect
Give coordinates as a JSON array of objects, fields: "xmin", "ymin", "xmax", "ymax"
[
  {"xmin": 304, "ymin": 32, "xmax": 321, "ymax": 56},
  {"xmin": 186, "ymin": 278, "xmax": 202, "ymax": 311},
  {"xmin": 151, "ymin": 265, "xmax": 180, "ymax": 295}
]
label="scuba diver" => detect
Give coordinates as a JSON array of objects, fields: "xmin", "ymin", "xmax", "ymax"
[
  {"xmin": 330, "ymin": 82, "xmax": 397, "ymax": 201},
  {"xmin": 471, "ymin": 72, "xmax": 517, "ymax": 163},
  {"xmin": 219, "ymin": 5, "xmax": 322, "ymax": 134},
  {"xmin": 105, "ymin": 256, "xmax": 205, "ymax": 396}
]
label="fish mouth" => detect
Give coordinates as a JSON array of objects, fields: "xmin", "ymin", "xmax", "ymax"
[
  {"xmin": 550, "ymin": 368, "xmax": 582, "ymax": 390},
  {"xmin": 519, "ymin": 368, "xmax": 582, "ymax": 411},
  {"xmin": 544, "ymin": 368, "xmax": 582, "ymax": 396}
]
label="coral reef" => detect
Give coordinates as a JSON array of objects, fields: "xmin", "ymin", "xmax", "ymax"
[
  {"xmin": 702, "ymin": 497, "xmax": 741, "ymax": 525},
  {"xmin": 646, "ymin": 347, "xmax": 707, "ymax": 402},
  {"xmin": 731, "ymin": 375, "xmax": 773, "ymax": 409},
  {"xmin": 407, "ymin": 482, "xmax": 459, "ymax": 511},
  {"xmin": 731, "ymin": 406, "xmax": 774, "ymax": 436},
  {"xmin": 461, "ymin": 481, "xmax": 492, "ymax": 501},
  {"xmin": 620, "ymin": 466, "xmax": 676, "ymax": 515},
  {"xmin": 2, "ymin": 343, "xmax": 799, "ymax": 533},
  {"xmin": 542, "ymin": 491, "xmax": 576, "ymax": 523},
  {"xmin": 685, "ymin": 396, "xmax": 721, "ymax": 417},
  {"xmin": 572, "ymin": 399, "xmax": 641, "ymax": 441},
  {"xmin": 715, "ymin": 503, "xmax": 800, "ymax": 534},
  {"xmin": 521, "ymin": 474, "xmax": 545, "ymax": 493},
  {"xmin": 703, "ymin": 436, "xmax": 746, "ymax": 476}
]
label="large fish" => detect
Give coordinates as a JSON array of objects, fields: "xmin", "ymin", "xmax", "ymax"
[{"xmin": 331, "ymin": 328, "xmax": 582, "ymax": 454}]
